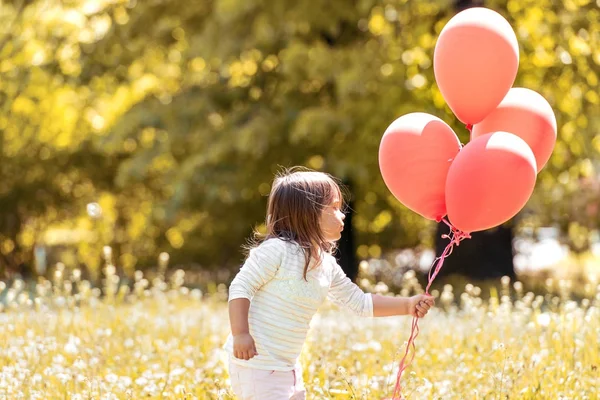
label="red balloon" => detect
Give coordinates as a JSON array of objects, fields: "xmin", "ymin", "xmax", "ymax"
[
  {"xmin": 434, "ymin": 7, "xmax": 519, "ymax": 124},
  {"xmin": 445, "ymin": 132, "xmax": 537, "ymax": 233},
  {"xmin": 472, "ymin": 87, "xmax": 557, "ymax": 172},
  {"xmin": 379, "ymin": 113, "xmax": 461, "ymax": 221}
]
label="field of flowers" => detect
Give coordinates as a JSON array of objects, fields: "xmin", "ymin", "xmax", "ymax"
[{"xmin": 0, "ymin": 264, "xmax": 598, "ymax": 400}]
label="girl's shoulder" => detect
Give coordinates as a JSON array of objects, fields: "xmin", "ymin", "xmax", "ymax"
[
  {"xmin": 257, "ymin": 236, "xmax": 290, "ymax": 247},
  {"xmin": 322, "ymin": 251, "xmax": 339, "ymax": 268},
  {"xmin": 253, "ymin": 237, "xmax": 301, "ymax": 256}
]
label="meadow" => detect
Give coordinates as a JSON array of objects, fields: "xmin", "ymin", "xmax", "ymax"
[{"xmin": 0, "ymin": 263, "xmax": 598, "ymax": 400}]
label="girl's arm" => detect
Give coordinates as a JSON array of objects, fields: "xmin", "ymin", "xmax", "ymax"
[
  {"xmin": 372, "ymin": 293, "xmax": 434, "ymax": 317},
  {"xmin": 328, "ymin": 256, "xmax": 434, "ymax": 318},
  {"xmin": 229, "ymin": 298, "xmax": 258, "ymax": 360},
  {"xmin": 228, "ymin": 239, "xmax": 283, "ymax": 360},
  {"xmin": 228, "ymin": 239, "xmax": 283, "ymax": 301},
  {"xmin": 229, "ymin": 298, "xmax": 251, "ymax": 335},
  {"xmin": 327, "ymin": 259, "xmax": 374, "ymax": 317}
]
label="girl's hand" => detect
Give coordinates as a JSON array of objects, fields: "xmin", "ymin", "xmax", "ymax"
[
  {"xmin": 409, "ymin": 294, "xmax": 435, "ymax": 318},
  {"xmin": 233, "ymin": 333, "xmax": 258, "ymax": 360}
]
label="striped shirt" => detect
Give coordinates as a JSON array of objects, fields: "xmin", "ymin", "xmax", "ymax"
[{"xmin": 224, "ymin": 238, "xmax": 373, "ymax": 371}]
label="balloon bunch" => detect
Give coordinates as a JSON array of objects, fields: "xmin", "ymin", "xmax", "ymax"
[{"xmin": 378, "ymin": 8, "xmax": 557, "ymax": 399}]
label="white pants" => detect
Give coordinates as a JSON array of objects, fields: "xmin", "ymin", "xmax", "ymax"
[{"xmin": 228, "ymin": 359, "xmax": 306, "ymax": 400}]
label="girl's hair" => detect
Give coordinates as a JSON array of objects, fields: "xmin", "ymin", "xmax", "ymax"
[{"xmin": 249, "ymin": 167, "xmax": 345, "ymax": 280}]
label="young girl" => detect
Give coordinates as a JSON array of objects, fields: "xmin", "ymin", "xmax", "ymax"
[{"xmin": 224, "ymin": 168, "xmax": 434, "ymax": 399}]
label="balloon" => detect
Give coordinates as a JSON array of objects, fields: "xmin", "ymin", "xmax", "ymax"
[
  {"xmin": 445, "ymin": 131, "xmax": 537, "ymax": 233},
  {"xmin": 379, "ymin": 112, "xmax": 461, "ymax": 221},
  {"xmin": 472, "ymin": 87, "xmax": 557, "ymax": 172},
  {"xmin": 433, "ymin": 7, "xmax": 519, "ymax": 124}
]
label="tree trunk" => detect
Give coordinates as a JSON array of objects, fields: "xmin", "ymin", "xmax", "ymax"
[
  {"xmin": 455, "ymin": 0, "xmax": 484, "ymax": 11},
  {"xmin": 434, "ymin": 222, "xmax": 516, "ymax": 280},
  {"xmin": 336, "ymin": 179, "xmax": 358, "ymax": 282}
]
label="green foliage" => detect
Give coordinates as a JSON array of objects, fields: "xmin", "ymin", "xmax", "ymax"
[
  {"xmin": 0, "ymin": 0, "xmax": 599, "ymax": 275},
  {"xmin": 487, "ymin": 0, "xmax": 600, "ymax": 252}
]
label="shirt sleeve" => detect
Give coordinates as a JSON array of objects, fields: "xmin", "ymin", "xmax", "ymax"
[
  {"xmin": 228, "ymin": 239, "xmax": 284, "ymax": 301},
  {"xmin": 327, "ymin": 256, "xmax": 373, "ymax": 317}
]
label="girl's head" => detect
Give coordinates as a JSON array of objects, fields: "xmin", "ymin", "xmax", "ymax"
[{"xmin": 258, "ymin": 167, "xmax": 346, "ymax": 276}]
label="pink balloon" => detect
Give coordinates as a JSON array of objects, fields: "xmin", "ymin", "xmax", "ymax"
[
  {"xmin": 434, "ymin": 8, "xmax": 519, "ymax": 124},
  {"xmin": 472, "ymin": 87, "xmax": 557, "ymax": 172},
  {"xmin": 445, "ymin": 132, "xmax": 537, "ymax": 233},
  {"xmin": 379, "ymin": 113, "xmax": 461, "ymax": 221}
]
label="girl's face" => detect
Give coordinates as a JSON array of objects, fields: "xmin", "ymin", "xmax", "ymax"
[{"xmin": 320, "ymin": 196, "xmax": 346, "ymax": 242}]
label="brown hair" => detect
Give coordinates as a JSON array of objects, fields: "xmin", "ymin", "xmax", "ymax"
[{"xmin": 250, "ymin": 167, "xmax": 345, "ymax": 280}]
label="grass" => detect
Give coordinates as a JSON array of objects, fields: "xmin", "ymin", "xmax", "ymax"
[{"xmin": 0, "ymin": 265, "xmax": 598, "ymax": 399}]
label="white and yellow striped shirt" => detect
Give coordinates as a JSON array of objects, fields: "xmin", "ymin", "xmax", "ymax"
[{"xmin": 223, "ymin": 238, "xmax": 373, "ymax": 371}]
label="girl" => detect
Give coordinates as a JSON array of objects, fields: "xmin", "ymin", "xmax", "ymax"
[{"xmin": 224, "ymin": 168, "xmax": 434, "ymax": 399}]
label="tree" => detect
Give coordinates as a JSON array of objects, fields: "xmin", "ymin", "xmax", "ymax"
[
  {"xmin": 95, "ymin": 0, "xmax": 455, "ymax": 269},
  {"xmin": 102, "ymin": 0, "xmax": 600, "ymax": 271},
  {"xmin": 1, "ymin": 0, "xmax": 599, "ymax": 279},
  {"xmin": 0, "ymin": 1, "xmax": 131, "ymax": 277},
  {"xmin": 336, "ymin": 179, "xmax": 358, "ymax": 281},
  {"xmin": 432, "ymin": 0, "xmax": 600, "ymax": 279}
]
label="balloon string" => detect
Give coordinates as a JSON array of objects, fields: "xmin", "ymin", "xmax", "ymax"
[{"xmin": 390, "ymin": 218, "xmax": 470, "ymax": 400}]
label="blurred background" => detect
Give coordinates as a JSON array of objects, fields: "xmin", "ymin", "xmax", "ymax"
[{"xmin": 1, "ymin": 0, "xmax": 599, "ymax": 293}]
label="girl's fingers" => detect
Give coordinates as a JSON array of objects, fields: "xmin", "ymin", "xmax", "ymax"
[
  {"xmin": 420, "ymin": 300, "xmax": 433, "ymax": 309},
  {"xmin": 234, "ymin": 344, "xmax": 258, "ymax": 359},
  {"xmin": 421, "ymin": 297, "xmax": 434, "ymax": 307},
  {"xmin": 415, "ymin": 303, "xmax": 429, "ymax": 317}
]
